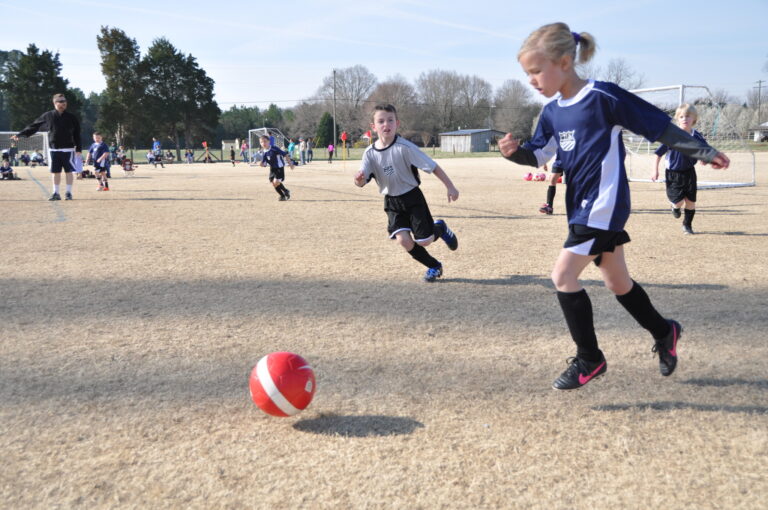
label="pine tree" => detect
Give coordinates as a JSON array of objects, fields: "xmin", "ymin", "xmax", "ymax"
[{"xmin": 315, "ymin": 112, "xmax": 335, "ymax": 147}]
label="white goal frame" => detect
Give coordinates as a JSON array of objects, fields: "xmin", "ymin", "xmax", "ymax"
[
  {"xmin": 248, "ymin": 127, "xmax": 288, "ymax": 165},
  {"xmin": 0, "ymin": 131, "xmax": 50, "ymax": 166},
  {"xmin": 625, "ymin": 85, "xmax": 756, "ymax": 189}
]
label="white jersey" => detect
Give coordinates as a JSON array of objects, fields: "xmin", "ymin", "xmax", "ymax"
[{"xmin": 359, "ymin": 135, "xmax": 437, "ymax": 196}]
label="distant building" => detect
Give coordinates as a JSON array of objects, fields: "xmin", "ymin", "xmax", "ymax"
[
  {"xmin": 752, "ymin": 121, "xmax": 768, "ymax": 142},
  {"xmin": 439, "ymin": 128, "xmax": 506, "ymax": 153}
]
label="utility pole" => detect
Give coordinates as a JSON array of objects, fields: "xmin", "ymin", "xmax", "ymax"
[
  {"xmin": 755, "ymin": 80, "xmax": 765, "ymax": 125},
  {"xmin": 332, "ymin": 69, "xmax": 337, "ymax": 149}
]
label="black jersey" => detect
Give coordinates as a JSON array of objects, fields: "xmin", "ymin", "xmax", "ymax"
[{"xmin": 17, "ymin": 110, "xmax": 82, "ymax": 152}]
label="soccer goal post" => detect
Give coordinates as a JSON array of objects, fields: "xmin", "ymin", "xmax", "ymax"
[
  {"xmin": 625, "ymin": 85, "xmax": 755, "ymax": 189},
  {"xmin": 248, "ymin": 127, "xmax": 288, "ymax": 165},
  {"xmin": 0, "ymin": 132, "xmax": 50, "ymax": 165}
]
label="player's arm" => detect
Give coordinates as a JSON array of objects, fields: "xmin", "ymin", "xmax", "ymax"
[
  {"xmin": 500, "ymin": 133, "xmax": 539, "ymax": 167},
  {"xmin": 13, "ymin": 113, "xmax": 49, "ymax": 140},
  {"xmin": 432, "ymin": 165, "xmax": 459, "ymax": 202},
  {"xmin": 657, "ymin": 123, "xmax": 729, "ymax": 169}
]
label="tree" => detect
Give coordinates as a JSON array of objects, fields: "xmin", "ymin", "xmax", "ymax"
[
  {"xmin": 415, "ymin": 69, "xmax": 464, "ymax": 138},
  {"xmin": 316, "ymin": 65, "xmax": 377, "ymax": 136},
  {"xmin": 366, "ymin": 75, "xmax": 419, "ymax": 139},
  {"xmin": 262, "ymin": 103, "xmax": 284, "ymax": 129},
  {"xmin": 96, "ymin": 26, "xmax": 141, "ymax": 146},
  {"xmin": 0, "ymin": 50, "xmax": 24, "ymax": 130},
  {"xmin": 218, "ymin": 105, "xmax": 262, "ymax": 141},
  {"xmin": 287, "ymin": 101, "xmax": 325, "ymax": 140},
  {"xmin": 493, "ymin": 79, "xmax": 540, "ymax": 138},
  {"xmin": 315, "ymin": 112, "xmax": 335, "ymax": 147},
  {"xmin": 138, "ymin": 38, "xmax": 220, "ymax": 154},
  {"xmin": 455, "ymin": 75, "xmax": 493, "ymax": 129},
  {"xmin": 1, "ymin": 44, "xmax": 81, "ymax": 130},
  {"xmin": 602, "ymin": 58, "xmax": 645, "ymax": 90}
]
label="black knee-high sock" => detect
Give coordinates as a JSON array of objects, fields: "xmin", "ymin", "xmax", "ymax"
[
  {"xmin": 683, "ymin": 208, "xmax": 695, "ymax": 226},
  {"xmin": 408, "ymin": 244, "xmax": 439, "ymax": 268},
  {"xmin": 615, "ymin": 281, "xmax": 670, "ymax": 339},
  {"xmin": 556, "ymin": 289, "xmax": 602, "ymax": 362},
  {"xmin": 546, "ymin": 185, "xmax": 556, "ymax": 206},
  {"xmin": 274, "ymin": 185, "xmax": 285, "ymax": 196}
]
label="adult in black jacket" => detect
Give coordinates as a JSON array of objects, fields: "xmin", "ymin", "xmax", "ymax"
[{"xmin": 13, "ymin": 93, "xmax": 82, "ymax": 201}]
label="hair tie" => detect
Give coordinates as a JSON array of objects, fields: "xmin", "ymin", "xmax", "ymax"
[{"xmin": 572, "ymin": 32, "xmax": 581, "ymax": 44}]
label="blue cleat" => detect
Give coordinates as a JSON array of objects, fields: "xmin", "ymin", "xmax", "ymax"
[
  {"xmin": 434, "ymin": 219, "xmax": 458, "ymax": 251},
  {"xmin": 423, "ymin": 263, "xmax": 443, "ymax": 282}
]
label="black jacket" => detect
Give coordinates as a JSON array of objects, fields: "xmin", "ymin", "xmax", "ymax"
[{"xmin": 17, "ymin": 109, "xmax": 81, "ymax": 152}]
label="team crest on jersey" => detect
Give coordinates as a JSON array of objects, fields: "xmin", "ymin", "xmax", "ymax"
[
  {"xmin": 559, "ymin": 130, "xmax": 576, "ymax": 152},
  {"xmin": 383, "ymin": 165, "xmax": 395, "ymax": 176}
]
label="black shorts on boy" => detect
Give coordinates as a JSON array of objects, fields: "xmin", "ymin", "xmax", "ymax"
[
  {"xmin": 268, "ymin": 167, "xmax": 285, "ymax": 182},
  {"xmin": 50, "ymin": 150, "xmax": 78, "ymax": 174},
  {"xmin": 385, "ymin": 187, "xmax": 436, "ymax": 242}
]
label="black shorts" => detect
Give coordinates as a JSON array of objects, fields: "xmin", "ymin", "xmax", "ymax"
[
  {"xmin": 384, "ymin": 187, "xmax": 435, "ymax": 242},
  {"xmin": 50, "ymin": 151, "xmax": 77, "ymax": 174},
  {"xmin": 665, "ymin": 169, "xmax": 697, "ymax": 203},
  {"xmin": 563, "ymin": 224, "xmax": 631, "ymax": 267},
  {"xmin": 268, "ymin": 166, "xmax": 285, "ymax": 182}
]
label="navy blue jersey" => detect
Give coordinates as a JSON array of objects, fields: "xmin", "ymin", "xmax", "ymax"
[
  {"xmin": 261, "ymin": 146, "xmax": 288, "ymax": 169},
  {"xmin": 89, "ymin": 141, "xmax": 110, "ymax": 168},
  {"xmin": 523, "ymin": 81, "xmax": 670, "ymax": 231},
  {"xmin": 655, "ymin": 129, "xmax": 705, "ymax": 171}
]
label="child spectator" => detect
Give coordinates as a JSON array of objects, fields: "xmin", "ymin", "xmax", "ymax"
[
  {"xmin": 354, "ymin": 104, "xmax": 459, "ymax": 282},
  {"xmin": 1, "ymin": 160, "xmax": 18, "ymax": 180},
  {"xmin": 327, "ymin": 143, "xmax": 334, "ymax": 163},
  {"xmin": 259, "ymin": 135, "xmax": 292, "ymax": 201}
]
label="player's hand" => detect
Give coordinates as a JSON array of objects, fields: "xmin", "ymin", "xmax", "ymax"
[
  {"xmin": 10, "ymin": 135, "xmax": 18, "ymax": 142},
  {"xmin": 446, "ymin": 186, "xmax": 459, "ymax": 203},
  {"xmin": 710, "ymin": 152, "xmax": 730, "ymax": 170},
  {"xmin": 499, "ymin": 133, "xmax": 519, "ymax": 157},
  {"xmin": 651, "ymin": 169, "xmax": 659, "ymax": 182},
  {"xmin": 353, "ymin": 170, "xmax": 366, "ymax": 187}
]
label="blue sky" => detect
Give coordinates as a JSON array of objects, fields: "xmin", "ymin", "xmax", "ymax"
[{"xmin": 3, "ymin": 0, "xmax": 766, "ymax": 108}]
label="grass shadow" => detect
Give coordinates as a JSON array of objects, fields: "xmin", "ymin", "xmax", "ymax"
[
  {"xmin": 679, "ymin": 378, "xmax": 768, "ymax": 389},
  {"xmin": 292, "ymin": 414, "xmax": 424, "ymax": 437},
  {"xmin": 592, "ymin": 401, "xmax": 768, "ymax": 414}
]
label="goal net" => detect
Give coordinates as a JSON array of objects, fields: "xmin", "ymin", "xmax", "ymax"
[
  {"xmin": 248, "ymin": 127, "xmax": 288, "ymax": 165},
  {"xmin": 0, "ymin": 132, "xmax": 50, "ymax": 165},
  {"xmin": 624, "ymin": 85, "xmax": 755, "ymax": 188}
]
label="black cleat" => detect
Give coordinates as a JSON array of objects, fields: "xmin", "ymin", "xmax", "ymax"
[
  {"xmin": 672, "ymin": 207, "xmax": 681, "ymax": 219},
  {"xmin": 682, "ymin": 224, "xmax": 694, "ymax": 235},
  {"xmin": 552, "ymin": 355, "xmax": 607, "ymax": 390},
  {"xmin": 65, "ymin": 192, "xmax": 73, "ymax": 200},
  {"xmin": 48, "ymin": 193, "xmax": 61, "ymax": 201},
  {"xmin": 652, "ymin": 320, "xmax": 682, "ymax": 376},
  {"xmin": 284, "ymin": 188, "xmax": 291, "ymax": 200},
  {"xmin": 434, "ymin": 219, "xmax": 458, "ymax": 251}
]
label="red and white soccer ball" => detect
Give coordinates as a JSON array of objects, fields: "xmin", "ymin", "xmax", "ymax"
[
  {"xmin": 523, "ymin": 172, "xmax": 533, "ymax": 181},
  {"xmin": 249, "ymin": 352, "xmax": 316, "ymax": 417},
  {"xmin": 534, "ymin": 172, "xmax": 547, "ymax": 181}
]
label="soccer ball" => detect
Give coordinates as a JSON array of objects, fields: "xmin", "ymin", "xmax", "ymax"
[
  {"xmin": 534, "ymin": 172, "xmax": 547, "ymax": 181},
  {"xmin": 523, "ymin": 172, "xmax": 533, "ymax": 181},
  {"xmin": 249, "ymin": 352, "xmax": 316, "ymax": 417}
]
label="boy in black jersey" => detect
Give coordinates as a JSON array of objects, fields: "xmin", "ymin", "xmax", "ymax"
[{"xmin": 259, "ymin": 135, "xmax": 292, "ymax": 201}]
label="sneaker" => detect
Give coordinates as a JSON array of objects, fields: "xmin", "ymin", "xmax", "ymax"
[
  {"xmin": 48, "ymin": 192, "xmax": 61, "ymax": 201},
  {"xmin": 65, "ymin": 192, "xmax": 73, "ymax": 200},
  {"xmin": 652, "ymin": 320, "xmax": 682, "ymax": 377},
  {"xmin": 278, "ymin": 195, "xmax": 287, "ymax": 201},
  {"xmin": 552, "ymin": 355, "xmax": 607, "ymax": 390},
  {"xmin": 284, "ymin": 188, "xmax": 291, "ymax": 200},
  {"xmin": 423, "ymin": 263, "xmax": 443, "ymax": 282},
  {"xmin": 97, "ymin": 186, "xmax": 104, "ymax": 191},
  {"xmin": 539, "ymin": 203, "xmax": 554, "ymax": 215},
  {"xmin": 103, "ymin": 186, "xmax": 109, "ymax": 191},
  {"xmin": 682, "ymin": 224, "xmax": 694, "ymax": 235},
  {"xmin": 434, "ymin": 219, "xmax": 458, "ymax": 251},
  {"xmin": 672, "ymin": 207, "xmax": 681, "ymax": 219}
]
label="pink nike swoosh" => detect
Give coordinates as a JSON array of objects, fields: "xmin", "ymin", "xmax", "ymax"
[
  {"xmin": 578, "ymin": 361, "xmax": 606, "ymax": 385},
  {"xmin": 669, "ymin": 324, "xmax": 678, "ymax": 357}
]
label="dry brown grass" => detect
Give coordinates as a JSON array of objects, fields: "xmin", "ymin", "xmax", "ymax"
[{"xmin": 1, "ymin": 156, "xmax": 767, "ymax": 509}]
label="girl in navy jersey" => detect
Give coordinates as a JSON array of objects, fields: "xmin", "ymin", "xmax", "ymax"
[
  {"xmin": 500, "ymin": 22, "xmax": 730, "ymax": 390},
  {"xmin": 652, "ymin": 103, "xmax": 706, "ymax": 234}
]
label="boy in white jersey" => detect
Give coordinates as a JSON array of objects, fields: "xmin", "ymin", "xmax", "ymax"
[
  {"xmin": 501, "ymin": 22, "xmax": 729, "ymax": 390},
  {"xmin": 354, "ymin": 104, "xmax": 459, "ymax": 282}
]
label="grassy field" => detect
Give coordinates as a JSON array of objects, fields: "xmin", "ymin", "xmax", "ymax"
[{"xmin": 1, "ymin": 155, "xmax": 766, "ymax": 509}]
